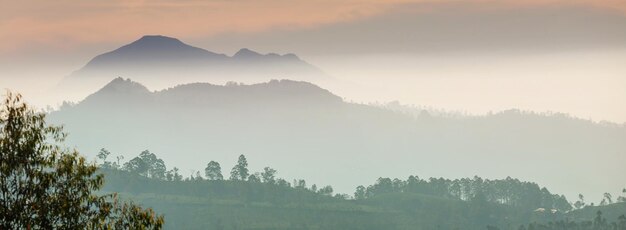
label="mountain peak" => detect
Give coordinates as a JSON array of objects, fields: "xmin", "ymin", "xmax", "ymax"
[
  {"xmin": 99, "ymin": 77, "xmax": 150, "ymax": 94},
  {"xmin": 233, "ymin": 48, "xmax": 263, "ymax": 59},
  {"xmin": 121, "ymin": 35, "xmax": 193, "ymax": 52},
  {"xmin": 137, "ymin": 35, "xmax": 182, "ymax": 42},
  {"xmin": 70, "ymin": 36, "xmax": 325, "ymax": 83},
  {"xmin": 80, "ymin": 35, "xmax": 225, "ymax": 70}
]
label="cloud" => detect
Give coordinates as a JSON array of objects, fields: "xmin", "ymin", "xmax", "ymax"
[
  {"xmin": 0, "ymin": 0, "xmax": 405, "ymax": 54},
  {"xmin": 2, "ymin": 0, "xmax": 626, "ymax": 56},
  {"xmin": 195, "ymin": 0, "xmax": 626, "ymax": 55}
]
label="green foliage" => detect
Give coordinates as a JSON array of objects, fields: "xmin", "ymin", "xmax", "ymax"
[
  {"xmin": 99, "ymin": 162, "xmax": 626, "ymax": 230},
  {"xmin": 0, "ymin": 92, "xmax": 163, "ymax": 229},
  {"xmin": 261, "ymin": 166, "xmax": 277, "ymax": 184},
  {"xmin": 229, "ymin": 154, "xmax": 249, "ymax": 181},
  {"xmin": 359, "ymin": 175, "xmax": 572, "ymax": 212},
  {"xmin": 123, "ymin": 150, "xmax": 167, "ymax": 180},
  {"xmin": 204, "ymin": 161, "xmax": 223, "ymax": 180}
]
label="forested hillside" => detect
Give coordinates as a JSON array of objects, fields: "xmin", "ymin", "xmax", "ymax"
[{"xmin": 97, "ymin": 149, "xmax": 626, "ymax": 230}]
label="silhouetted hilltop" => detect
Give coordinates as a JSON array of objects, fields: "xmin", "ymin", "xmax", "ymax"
[
  {"xmin": 76, "ymin": 78, "xmax": 341, "ymax": 109},
  {"xmin": 69, "ymin": 35, "xmax": 323, "ymax": 78},
  {"xmin": 79, "ymin": 77, "xmax": 152, "ymax": 106},
  {"xmin": 95, "ymin": 77, "xmax": 150, "ymax": 94},
  {"xmin": 233, "ymin": 48, "xmax": 301, "ymax": 62},
  {"xmin": 83, "ymin": 35, "xmax": 227, "ymax": 69},
  {"xmin": 58, "ymin": 35, "xmax": 328, "ymax": 101}
]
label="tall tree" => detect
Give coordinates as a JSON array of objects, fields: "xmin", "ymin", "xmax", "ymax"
[
  {"xmin": 97, "ymin": 148, "xmax": 112, "ymax": 168},
  {"xmin": 205, "ymin": 161, "xmax": 223, "ymax": 180},
  {"xmin": 354, "ymin": 186, "xmax": 366, "ymax": 200},
  {"xmin": 261, "ymin": 167, "xmax": 277, "ymax": 184},
  {"xmin": 230, "ymin": 154, "xmax": 249, "ymax": 181},
  {"xmin": 0, "ymin": 92, "xmax": 163, "ymax": 229},
  {"xmin": 603, "ymin": 192, "xmax": 613, "ymax": 204}
]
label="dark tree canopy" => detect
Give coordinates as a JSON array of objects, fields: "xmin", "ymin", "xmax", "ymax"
[
  {"xmin": 358, "ymin": 175, "xmax": 573, "ymax": 212},
  {"xmin": 230, "ymin": 154, "xmax": 249, "ymax": 181},
  {"xmin": 261, "ymin": 167, "xmax": 277, "ymax": 184},
  {"xmin": 124, "ymin": 150, "xmax": 167, "ymax": 180},
  {"xmin": 205, "ymin": 161, "xmax": 223, "ymax": 180},
  {"xmin": 0, "ymin": 92, "xmax": 163, "ymax": 229}
]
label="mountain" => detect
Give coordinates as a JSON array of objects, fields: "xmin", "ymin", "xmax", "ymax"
[
  {"xmin": 57, "ymin": 35, "xmax": 327, "ymax": 101},
  {"xmin": 49, "ymin": 79, "xmax": 626, "ymax": 202},
  {"xmin": 78, "ymin": 77, "xmax": 341, "ymax": 108},
  {"xmin": 80, "ymin": 35, "xmax": 228, "ymax": 69}
]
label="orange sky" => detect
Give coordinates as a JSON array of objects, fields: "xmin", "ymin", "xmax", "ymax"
[{"xmin": 1, "ymin": 0, "xmax": 625, "ymax": 55}]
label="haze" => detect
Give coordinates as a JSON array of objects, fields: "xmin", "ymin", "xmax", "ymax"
[
  {"xmin": 2, "ymin": 0, "xmax": 626, "ymax": 123},
  {"xmin": 1, "ymin": 0, "xmax": 626, "ymax": 204}
]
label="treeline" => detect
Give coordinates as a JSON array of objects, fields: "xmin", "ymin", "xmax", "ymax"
[
  {"xmin": 356, "ymin": 176, "xmax": 573, "ymax": 212},
  {"xmin": 96, "ymin": 149, "xmax": 343, "ymax": 198},
  {"xmin": 95, "ymin": 148, "xmax": 626, "ymax": 229},
  {"xmin": 98, "ymin": 148, "xmax": 626, "ymax": 212}
]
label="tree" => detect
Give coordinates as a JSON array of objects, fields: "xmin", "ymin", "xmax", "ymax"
[
  {"xmin": 113, "ymin": 155, "xmax": 124, "ymax": 169},
  {"xmin": 229, "ymin": 154, "xmax": 249, "ymax": 181},
  {"xmin": 276, "ymin": 178, "xmax": 290, "ymax": 187},
  {"xmin": 574, "ymin": 194, "xmax": 586, "ymax": 209},
  {"xmin": 97, "ymin": 148, "xmax": 112, "ymax": 168},
  {"xmin": 603, "ymin": 192, "xmax": 613, "ymax": 204},
  {"xmin": 261, "ymin": 167, "xmax": 277, "ymax": 184},
  {"xmin": 619, "ymin": 188, "xmax": 626, "ymax": 203},
  {"xmin": 166, "ymin": 167, "xmax": 183, "ymax": 181},
  {"xmin": 205, "ymin": 161, "xmax": 223, "ymax": 180},
  {"xmin": 194, "ymin": 171, "xmax": 204, "ymax": 181},
  {"xmin": 124, "ymin": 150, "xmax": 167, "ymax": 179},
  {"xmin": 294, "ymin": 179, "xmax": 307, "ymax": 190},
  {"xmin": 318, "ymin": 185, "xmax": 334, "ymax": 196},
  {"xmin": 354, "ymin": 185, "xmax": 366, "ymax": 200},
  {"xmin": 172, "ymin": 167, "xmax": 183, "ymax": 181},
  {"xmin": 0, "ymin": 92, "xmax": 163, "ymax": 229}
]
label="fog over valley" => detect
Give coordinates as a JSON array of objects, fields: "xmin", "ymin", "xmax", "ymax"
[{"xmin": 2, "ymin": 1, "xmax": 626, "ymax": 229}]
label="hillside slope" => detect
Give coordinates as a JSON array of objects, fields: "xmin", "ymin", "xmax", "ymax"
[{"xmin": 49, "ymin": 78, "xmax": 626, "ymax": 201}]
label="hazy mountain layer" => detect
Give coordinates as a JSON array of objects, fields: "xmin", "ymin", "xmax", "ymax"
[
  {"xmin": 57, "ymin": 35, "xmax": 327, "ymax": 101},
  {"xmin": 49, "ymin": 78, "xmax": 626, "ymax": 201}
]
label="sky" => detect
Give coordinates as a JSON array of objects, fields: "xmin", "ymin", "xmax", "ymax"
[
  {"xmin": 2, "ymin": 0, "xmax": 625, "ymax": 55},
  {"xmin": 1, "ymin": 0, "xmax": 626, "ymax": 123}
]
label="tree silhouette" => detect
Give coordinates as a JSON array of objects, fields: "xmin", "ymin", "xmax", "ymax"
[
  {"xmin": 97, "ymin": 148, "xmax": 112, "ymax": 168},
  {"xmin": 230, "ymin": 154, "xmax": 249, "ymax": 181},
  {"xmin": 261, "ymin": 167, "xmax": 277, "ymax": 184},
  {"xmin": 124, "ymin": 150, "xmax": 167, "ymax": 179},
  {"xmin": 205, "ymin": 161, "xmax": 223, "ymax": 180},
  {"xmin": 354, "ymin": 185, "xmax": 366, "ymax": 200}
]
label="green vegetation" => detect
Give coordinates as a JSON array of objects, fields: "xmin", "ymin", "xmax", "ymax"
[
  {"xmin": 98, "ymin": 148, "xmax": 626, "ymax": 229},
  {"xmin": 0, "ymin": 92, "xmax": 163, "ymax": 229}
]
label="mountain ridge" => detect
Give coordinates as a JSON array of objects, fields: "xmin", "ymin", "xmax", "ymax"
[
  {"xmin": 75, "ymin": 35, "xmax": 314, "ymax": 73},
  {"xmin": 49, "ymin": 78, "xmax": 626, "ymax": 203},
  {"xmin": 79, "ymin": 78, "xmax": 343, "ymax": 108}
]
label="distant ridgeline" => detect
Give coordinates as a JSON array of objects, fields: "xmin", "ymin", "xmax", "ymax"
[
  {"xmin": 56, "ymin": 35, "xmax": 328, "ymax": 99},
  {"xmin": 49, "ymin": 78, "xmax": 626, "ymax": 207},
  {"xmin": 96, "ymin": 149, "xmax": 626, "ymax": 230}
]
